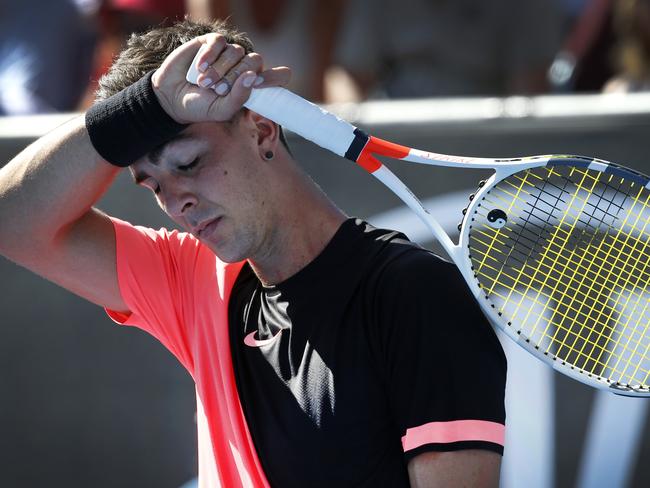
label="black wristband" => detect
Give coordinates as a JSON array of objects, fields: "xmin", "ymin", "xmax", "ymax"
[{"xmin": 85, "ymin": 71, "xmax": 187, "ymax": 167}]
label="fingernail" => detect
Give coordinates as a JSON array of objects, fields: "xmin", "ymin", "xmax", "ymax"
[
  {"xmin": 215, "ymin": 82, "xmax": 229, "ymax": 95},
  {"xmin": 200, "ymin": 77, "xmax": 213, "ymax": 87},
  {"xmin": 198, "ymin": 62, "xmax": 209, "ymax": 72},
  {"xmin": 242, "ymin": 74, "xmax": 256, "ymax": 88},
  {"xmin": 254, "ymin": 76, "xmax": 264, "ymax": 87}
]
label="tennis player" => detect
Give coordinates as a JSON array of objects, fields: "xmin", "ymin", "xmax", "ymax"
[{"xmin": 0, "ymin": 19, "xmax": 506, "ymax": 487}]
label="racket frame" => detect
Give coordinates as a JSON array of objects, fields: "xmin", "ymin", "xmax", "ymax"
[{"xmin": 454, "ymin": 156, "xmax": 650, "ymax": 397}]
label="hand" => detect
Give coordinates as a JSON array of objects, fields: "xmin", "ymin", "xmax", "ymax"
[{"xmin": 151, "ymin": 33, "xmax": 291, "ymax": 124}]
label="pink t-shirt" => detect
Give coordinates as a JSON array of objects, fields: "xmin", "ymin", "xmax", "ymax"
[{"xmin": 105, "ymin": 217, "xmax": 269, "ymax": 488}]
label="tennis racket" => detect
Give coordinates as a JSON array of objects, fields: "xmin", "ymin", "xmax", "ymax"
[{"xmin": 187, "ymin": 67, "xmax": 650, "ymax": 397}]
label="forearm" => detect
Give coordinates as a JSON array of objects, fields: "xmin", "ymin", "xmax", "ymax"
[
  {"xmin": 408, "ymin": 450, "xmax": 501, "ymax": 488},
  {"xmin": 0, "ymin": 114, "xmax": 119, "ymax": 264}
]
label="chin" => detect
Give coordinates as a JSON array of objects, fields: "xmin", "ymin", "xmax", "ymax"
[{"xmin": 205, "ymin": 240, "xmax": 248, "ymax": 264}]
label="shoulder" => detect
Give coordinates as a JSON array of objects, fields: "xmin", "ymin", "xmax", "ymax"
[
  {"xmin": 355, "ymin": 222, "xmax": 474, "ymax": 328},
  {"xmin": 367, "ymin": 242, "xmax": 474, "ymax": 328},
  {"xmin": 360, "ymin": 227, "xmax": 462, "ymax": 303},
  {"xmin": 109, "ymin": 216, "xmax": 225, "ymax": 282},
  {"xmin": 359, "ymin": 223, "xmax": 505, "ymax": 367},
  {"xmin": 111, "ymin": 216, "xmax": 207, "ymax": 257}
]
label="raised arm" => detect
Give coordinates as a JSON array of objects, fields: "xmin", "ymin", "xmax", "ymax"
[
  {"xmin": 0, "ymin": 31, "xmax": 289, "ymax": 313},
  {"xmin": 0, "ymin": 116, "xmax": 126, "ymax": 310}
]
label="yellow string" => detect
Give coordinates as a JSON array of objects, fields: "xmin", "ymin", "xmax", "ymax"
[
  {"xmin": 469, "ymin": 164, "xmax": 650, "ymax": 386},
  {"xmin": 550, "ymin": 182, "xmax": 647, "ymax": 371},
  {"xmin": 591, "ymin": 187, "xmax": 650, "ymax": 381}
]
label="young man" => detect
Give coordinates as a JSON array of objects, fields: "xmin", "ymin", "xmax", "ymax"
[{"xmin": 0, "ymin": 19, "xmax": 506, "ymax": 487}]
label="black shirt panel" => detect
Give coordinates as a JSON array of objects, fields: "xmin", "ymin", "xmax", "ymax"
[
  {"xmin": 367, "ymin": 245, "xmax": 507, "ymax": 460},
  {"xmin": 228, "ymin": 219, "xmax": 506, "ymax": 487}
]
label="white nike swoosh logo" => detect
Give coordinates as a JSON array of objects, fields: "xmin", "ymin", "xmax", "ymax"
[{"xmin": 244, "ymin": 329, "xmax": 282, "ymax": 347}]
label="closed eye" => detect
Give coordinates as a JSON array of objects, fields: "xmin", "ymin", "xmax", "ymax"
[{"xmin": 178, "ymin": 157, "xmax": 200, "ymax": 171}]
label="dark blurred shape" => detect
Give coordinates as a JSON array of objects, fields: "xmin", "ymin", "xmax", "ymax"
[
  {"xmin": 186, "ymin": 0, "xmax": 346, "ymax": 101},
  {"xmin": 335, "ymin": 0, "xmax": 564, "ymax": 99},
  {"xmin": 106, "ymin": 0, "xmax": 185, "ymax": 35},
  {"xmin": 0, "ymin": 0, "xmax": 99, "ymax": 115},
  {"xmin": 548, "ymin": 0, "xmax": 616, "ymax": 93},
  {"xmin": 605, "ymin": 0, "xmax": 650, "ymax": 92},
  {"xmin": 79, "ymin": 0, "xmax": 185, "ymax": 109}
]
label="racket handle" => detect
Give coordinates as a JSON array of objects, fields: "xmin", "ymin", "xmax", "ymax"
[
  {"xmin": 187, "ymin": 49, "xmax": 357, "ymax": 157},
  {"xmin": 244, "ymin": 87, "xmax": 357, "ymax": 158}
]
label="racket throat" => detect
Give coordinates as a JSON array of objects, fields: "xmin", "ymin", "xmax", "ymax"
[
  {"xmin": 345, "ymin": 130, "xmax": 383, "ymax": 173},
  {"xmin": 370, "ymin": 165, "xmax": 458, "ymax": 257},
  {"xmin": 346, "ymin": 131, "xmax": 412, "ymax": 173}
]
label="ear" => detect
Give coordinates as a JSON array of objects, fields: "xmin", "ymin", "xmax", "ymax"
[{"xmin": 245, "ymin": 110, "xmax": 279, "ymax": 159}]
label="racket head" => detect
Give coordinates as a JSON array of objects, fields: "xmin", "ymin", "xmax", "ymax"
[{"xmin": 458, "ymin": 156, "xmax": 650, "ymax": 397}]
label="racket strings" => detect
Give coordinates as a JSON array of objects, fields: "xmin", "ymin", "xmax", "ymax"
[
  {"xmin": 534, "ymin": 175, "xmax": 650, "ymax": 382},
  {"xmin": 468, "ymin": 165, "xmax": 650, "ymax": 388},
  {"xmin": 522, "ymin": 171, "xmax": 650, "ymax": 382},
  {"xmin": 503, "ymin": 175, "xmax": 630, "ymax": 241},
  {"xmin": 537, "ymin": 185, "xmax": 648, "ymax": 379},
  {"xmin": 472, "ymin": 261, "xmax": 644, "ymax": 379},
  {"xmin": 470, "ymin": 246, "xmax": 647, "ymax": 332},
  {"xmin": 525, "ymin": 171, "xmax": 640, "ymax": 341}
]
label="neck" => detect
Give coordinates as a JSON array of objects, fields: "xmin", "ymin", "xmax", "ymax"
[{"xmin": 247, "ymin": 173, "xmax": 346, "ymax": 286}]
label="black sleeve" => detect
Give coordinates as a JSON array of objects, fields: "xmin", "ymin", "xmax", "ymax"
[{"xmin": 372, "ymin": 249, "xmax": 507, "ymax": 460}]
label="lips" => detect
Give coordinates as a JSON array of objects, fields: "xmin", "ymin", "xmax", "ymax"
[{"xmin": 194, "ymin": 217, "xmax": 221, "ymax": 238}]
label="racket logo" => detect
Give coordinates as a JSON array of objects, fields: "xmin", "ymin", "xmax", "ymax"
[{"xmin": 487, "ymin": 209, "xmax": 507, "ymax": 229}]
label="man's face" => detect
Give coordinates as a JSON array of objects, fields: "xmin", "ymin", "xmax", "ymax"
[{"xmin": 130, "ymin": 119, "xmax": 275, "ymax": 263}]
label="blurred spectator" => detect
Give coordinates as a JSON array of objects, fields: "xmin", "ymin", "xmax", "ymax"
[
  {"xmin": 105, "ymin": 0, "xmax": 185, "ymax": 38},
  {"xmin": 186, "ymin": 0, "xmax": 346, "ymax": 101},
  {"xmin": 335, "ymin": 0, "xmax": 565, "ymax": 99},
  {"xmin": 604, "ymin": 0, "xmax": 650, "ymax": 92},
  {"xmin": 0, "ymin": 0, "xmax": 99, "ymax": 115},
  {"xmin": 560, "ymin": 0, "xmax": 592, "ymax": 24},
  {"xmin": 79, "ymin": 0, "xmax": 185, "ymax": 109},
  {"xmin": 548, "ymin": 0, "xmax": 615, "ymax": 93}
]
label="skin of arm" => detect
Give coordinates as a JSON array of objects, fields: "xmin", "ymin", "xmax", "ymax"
[
  {"xmin": 0, "ymin": 116, "xmax": 126, "ymax": 310},
  {"xmin": 408, "ymin": 449, "xmax": 502, "ymax": 488}
]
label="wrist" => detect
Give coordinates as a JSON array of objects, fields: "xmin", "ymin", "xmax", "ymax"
[
  {"xmin": 85, "ymin": 71, "xmax": 187, "ymax": 167},
  {"xmin": 150, "ymin": 69, "xmax": 185, "ymax": 124}
]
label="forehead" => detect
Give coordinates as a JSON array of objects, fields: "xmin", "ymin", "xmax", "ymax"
[{"xmin": 129, "ymin": 121, "xmax": 242, "ymax": 182}]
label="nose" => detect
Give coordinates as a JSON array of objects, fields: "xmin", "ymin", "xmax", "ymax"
[{"xmin": 161, "ymin": 187, "xmax": 198, "ymax": 218}]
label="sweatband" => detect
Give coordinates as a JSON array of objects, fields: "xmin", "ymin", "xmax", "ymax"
[{"xmin": 85, "ymin": 71, "xmax": 187, "ymax": 167}]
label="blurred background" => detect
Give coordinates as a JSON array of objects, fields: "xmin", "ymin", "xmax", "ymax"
[{"xmin": 2, "ymin": 0, "xmax": 650, "ymax": 486}]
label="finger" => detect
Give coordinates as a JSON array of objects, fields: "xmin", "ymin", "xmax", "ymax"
[
  {"xmin": 197, "ymin": 43, "xmax": 247, "ymax": 88},
  {"xmin": 159, "ymin": 33, "xmax": 224, "ymax": 81},
  {"xmin": 211, "ymin": 53, "xmax": 264, "ymax": 96},
  {"xmin": 194, "ymin": 34, "xmax": 228, "ymax": 73},
  {"xmin": 210, "ymin": 70, "xmax": 258, "ymax": 119},
  {"xmin": 253, "ymin": 67, "xmax": 292, "ymax": 88},
  {"xmin": 223, "ymin": 71, "xmax": 257, "ymax": 107}
]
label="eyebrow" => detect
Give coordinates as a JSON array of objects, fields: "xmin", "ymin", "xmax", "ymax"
[{"xmin": 130, "ymin": 133, "xmax": 195, "ymax": 185}]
